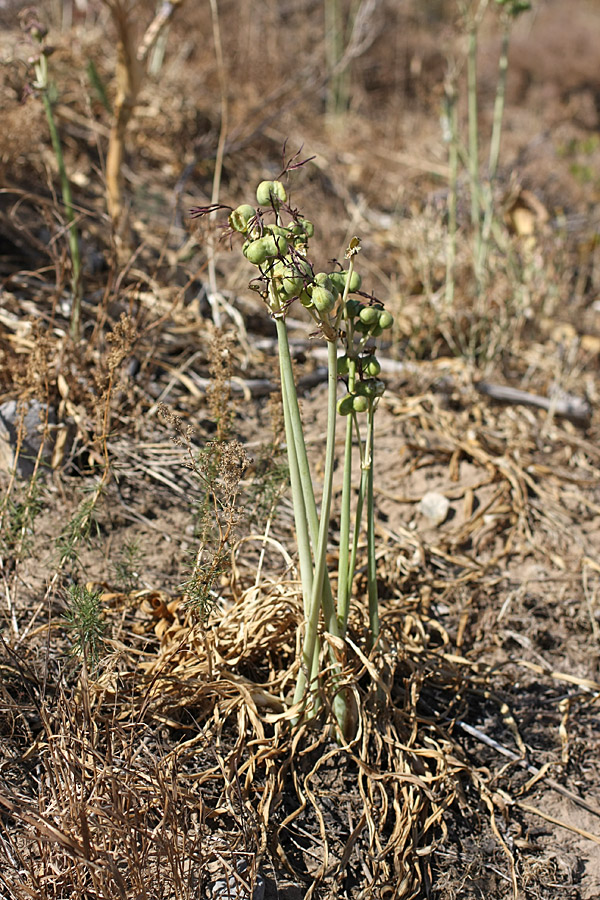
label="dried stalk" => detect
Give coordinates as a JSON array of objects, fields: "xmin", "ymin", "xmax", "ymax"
[{"xmin": 104, "ymin": 0, "xmax": 183, "ymax": 247}]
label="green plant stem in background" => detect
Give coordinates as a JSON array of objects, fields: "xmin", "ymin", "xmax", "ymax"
[
  {"xmin": 467, "ymin": 19, "xmax": 482, "ymax": 285},
  {"xmin": 444, "ymin": 81, "xmax": 459, "ymax": 309},
  {"xmin": 324, "ymin": 0, "xmax": 344, "ymax": 116},
  {"xmin": 41, "ymin": 91, "xmax": 82, "ymax": 340},
  {"xmin": 26, "ymin": 23, "xmax": 83, "ymax": 341},
  {"xmin": 478, "ymin": 14, "xmax": 511, "ymax": 275}
]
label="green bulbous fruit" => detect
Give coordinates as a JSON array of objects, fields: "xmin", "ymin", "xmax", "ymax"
[
  {"xmin": 267, "ymin": 234, "xmax": 288, "ymax": 257},
  {"xmin": 294, "ymin": 258, "xmax": 313, "ymax": 279},
  {"xmin": 337, "ymin": 395, "xmax": 354, "ymax": 416},
  {"xmin": 362, "ymin": 356, "xmax": 381, "ymax": 377},
  {"xmin": 243, "ymin": 234, "xmax": 288, "ymax": 265},
  {"xmin": 353, "ymin": 381, "xmax": 370, "ymax": 397},
  {"xmin": 378, "ymin": 309, "xmax": 394, "ymax": 329},
  {"xmin": 329, "ymin": 272, "xmax": 346, "ymax": 294},
  {"xmin": 299, "ymin": 289, "xmax": 314, "ymax": 308},
  {"xmin": 280, "ymin": 275, "xmax": 304, "ymax": 297},
  {"xmin": 370, "ymin": 323, "xmax": 384, "ymax": 337},
  {"xmin": 337, "ymin": 355, "xmax": 349, "ymax": 376},
  {"xmin": 346, "ymin": 270, "xmax": 362, "ymax": 292},
  {"xmin": 243, "ymin": 237, "xmax": 272, "ymax": 265},
  {"xmin": 314, "ymin": 272, "xmax": 334, "ymax": 291},
  {"xmin": 256, "ymin": 180, "xmax": 287, "ymax": 206},
  {"xmin": 265, "ymin": 224, "xmax": 290, "ymax": 239},
  {"xmin": 290, "ymin": 219, "xmax": 314, "ymax": 240},
  {"xmin": 312, "ymin": 285, "xmax": 336, "ymax": 314},
  {"xmin": 345, "ymin": 299, "xmax": 363, "ymax": 319},
  {"xmin": 352, "ymin": 395, "xmax": 369, "ymax": 413},
  {"xmin": 330, "ymin": 270, "xmax": 362, "ymax": 296},
  {"xmin": 354, "ymin": 378, "xmax": 385, "ymax": 399},
  {"xmin": 354, "ymin": 320, "xmax": 370, "ymax": 334},
  {"xmin": 314, "ymin": 272, "xmax": 339, "ymax": 299},
  {"xmin": 229, "ymin": 204, "xmax": 256, "ymax": 233},
  {"xmin": 359, "ymin": 306, "xmax": 380, "ymax": 326}
]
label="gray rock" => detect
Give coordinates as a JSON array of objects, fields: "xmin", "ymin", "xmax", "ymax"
[
  {"xmin": 0, "ymin": 400, "xmax": 57, "ymax": 477},
  {"xmin": 211, "ymin": 860, "xmax": 265, "ymax": 900},
  {"xmin": 418, "ymin": 491, "xmax": 450, "ymax": 526}
]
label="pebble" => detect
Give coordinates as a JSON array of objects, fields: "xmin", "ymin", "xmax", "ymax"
[
  {"xmin": 418, "ymin": 491, "xmax": 450, "ymax": 526},
  {"xmin": 0, "ymin": 400, "xmax": 57, "ymax": 477},
  {"xmin": 211, "ymin": 860, "xmax": 266, "ymax": 900}
]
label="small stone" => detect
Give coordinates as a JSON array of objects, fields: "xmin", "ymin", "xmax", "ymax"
[
  {"xmin": 418, "ymin": 491, "xmax": 450, "ymax": 526},
  {"xmin": 0, "ymin": 400, "xmax": 57, "ymax": 477},
  {"xmin": 211, "ymin": 860, "xmax": 265, "ymax": 900}
]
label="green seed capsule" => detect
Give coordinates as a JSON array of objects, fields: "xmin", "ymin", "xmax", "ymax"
[
  {"xmin": 301, "ymin": 219, "xmax": 314, "ymax": 237},
  {"xmin": 378, "ymin": 310, "xmax": 394, "ymax": 329},
  {"xmin": 314, "ymin": 272, "xmax": 339, "ymax": 299},
  {"xmin": 337, "ymin": 395, "xmax": 354, "ymax": 416},
  {"xmin": 312, "ymin": 285, "xmax": 336, "ymax": 314},
  {"xmin": 355, "ymin": 379, "xmax": 384, "ymax": 399},
  {"xmin": 337, "ymin": 355, "xmax": 349, "ymax": 376},
  {"xmin": 299, "ymin": 289, "xmax": 314, "ymax": 308},
  {"xmin": 229, "ymin": 204, "xmax": 256, "ymax": 233},
  {"xmin": 243, "ymin": 234, "xmax": 287, "ymax": 264},
  {"xmin": 362, "ymin": 356, "xmax": 381, "ymax": 377},
  {"xmin": 359, "ymin": 306, "xmax": 380, "ymax": 325},
  {"xmin": 243, "ymin": 237, "xmax": 272, "ymax": 265},
  {"xmin": 329, "ymin": 272, "xmax": 346, "ymax": 294},
  {"xmin": 345, "ymin": 299, "xmax": 363, "ymax": 319},
  {"xmin": 314, "ymin": 272, "xmax": 334, "ymax": 291},
  {"xmin": 294, "ymin": 258, "xmax": 313, "ymax": 279},
  {"xmin": 280, "ymin": 275, "xmax": 304, "ymax": 297},
  {"xmin": 346, "ymin": 270, "xmax": 362, "ymax": 292},
  {"xmin": 265, "ymin": 224, "xmax": 290, "ymax": 239},
  {"xmin": 352, "ymin": 395, "xmax": 369, "ymax": 413},
  {"xmin": 370, "ymin": 323, "xmax": 383, "ymax": 337},
  {"xmin": 354, "ymin": 381, "xmax": 372, "ymax": 397},
  {"xmin": 256, "ymin": 180, "xmax": 287, "ymax": 206}
]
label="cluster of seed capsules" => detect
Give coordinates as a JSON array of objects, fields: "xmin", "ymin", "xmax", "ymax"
[
  {"xmin": 336, "ymin": 300, "xmax": 393, "ymax": 416},
  {"xmin": 230, "ymin": 179, "xmax": 394, "ymax": 414}
]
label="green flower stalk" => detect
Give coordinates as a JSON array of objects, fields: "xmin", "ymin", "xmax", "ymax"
[{"xmin": 206, "ymin": 167, "xmax": 394, "ymax": 733}]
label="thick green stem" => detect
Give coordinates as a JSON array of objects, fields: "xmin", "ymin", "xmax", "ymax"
[
  {"xmin": 279, "ymin": 347, "xmax": 313, "ymax": 618},
  {"xmin": 293, "ymin": 339, "xmax": 340, "ymax": 707},
  {"xmin": 342, "ymin": 454, "xmax": 367, "ymax": 637},
  {"xmin": 41, "ymin": 91, "xmax": 82, "ymax": 340},
  {"xmin": 337, "ymin": 411, "xmax": 354, "ymax": 632},
  {"xmin": 365, "ymin": 407, "xmax": 379, "ymax": 649}
]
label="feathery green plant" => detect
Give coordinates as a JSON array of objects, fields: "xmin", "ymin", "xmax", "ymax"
[
  {"xmin": 0, "ymin": 478, "xmax": 43, "ymax": 561},
  {"xmin": 112, "ymin": 539, "xmax": 143, "ymax": 591},
  {"xmin": 63, "ymin": 583, "xmax": 106, "ymax": 668},
  {"xmin": 201, "ymin": 155, "xmax": 393, "ymax": 732}
]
